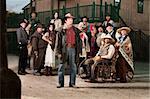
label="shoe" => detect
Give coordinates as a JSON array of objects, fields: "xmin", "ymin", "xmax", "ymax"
[
  {"xmin": 23, "ymin": 71, "xmax": 30, "ymax": 74},
  {"xmin": 18, "ymin": 71, "xmax": 26, "ymax": 75},
  {"xmin": 33, "ymin": 72, "xmax": 41, "ymax": 76},
  {"xmin": 69, "ymin": 85, "xmax": 78, "ymax": 88},
  {"xmin": 57, "ymin": 85, "xmax": 64, "ymax": 88}
]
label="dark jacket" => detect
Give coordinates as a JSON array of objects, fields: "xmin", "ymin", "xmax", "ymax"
[
  {"xmin": 31, "ymin": 31, "xmax": 47, "ymax": 52},
  {"xmin": 105, "ymin": 30, "xmax": 117, "ymax": 42},
  {"xmin": 16, "ymin": 27, "xmax": 28, "ymax": 45},
  {"xmin": 49, "ymin": 31, "xmax": 56, "ymax": 51},
  {"xmin": 56, "ymin": 26, "xmax": 82, "ymax": 64}
]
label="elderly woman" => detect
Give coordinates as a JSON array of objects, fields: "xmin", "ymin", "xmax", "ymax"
[
  {"xmin": 84, "ymin": 35, "xmax": 115, "ymax": 79},
  {"xmin": 115, "ymin": 27, "xmax": 134, "ymax": 82}
]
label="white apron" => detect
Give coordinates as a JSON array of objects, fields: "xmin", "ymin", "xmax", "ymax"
[{"xmin": 44, "ymin": 44, "xmax": 55, "ymax": 68}]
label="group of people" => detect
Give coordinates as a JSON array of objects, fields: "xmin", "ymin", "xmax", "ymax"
[{"xmin": 16, "ymin": 12, "xmax": 134, "ymax": 88}]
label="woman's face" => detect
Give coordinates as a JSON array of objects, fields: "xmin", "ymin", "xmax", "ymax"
[
  {"xmin": 83, "ymin": 18, "xmax": 87, "ymax": 24},
  {"xmin": 49, "ymin": 25, "xmax": 54, "ymax": 31},
  {"xmin": 106, "ymin": 16, "xmax": 110, "ymax": 21},
  {"xmin": 54, "ymin": 13, "xmax": 58, "ymax": 19},
  {"xmin": 98, "ymin": 27, "xmax": 103, "ymax": 32}
]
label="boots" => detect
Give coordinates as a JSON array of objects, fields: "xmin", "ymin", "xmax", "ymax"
[{"xmin": 44, "ymin": 66, "xmax": 52, "ymax": 76}]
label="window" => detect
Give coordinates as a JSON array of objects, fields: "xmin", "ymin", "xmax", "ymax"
[
  {"xmin": 114, "ymin": 0, "xmax": 121, "ymax": 7},
  {"xmin": 137, "ymin": 0, "xmax": 144, "ymax": 13}
]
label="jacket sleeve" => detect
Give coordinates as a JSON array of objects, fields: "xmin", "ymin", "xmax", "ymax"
[
  {"xmin": 16, "ymin": 29, "xmax": 21, "ymax": 44},
  {"xmin": 31, "ymin": 36, "xmax": 38, "ymax": 52},
  {"xmin": 75, "ymin": 27, "xmax": 82, "ymax": 54},
  {"xmin": 55, "ymin": 31, "xmax": 62, "ymax": 55},
  {"xmin": 16, "ymin": 28, "xmax": 28, "ymax": 45}
]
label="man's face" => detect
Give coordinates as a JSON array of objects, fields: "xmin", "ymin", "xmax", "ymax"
[
  {"xmin": 121, "ymin": 30, "xmax": 127, "ymax": 36},
  {"xmin": 98, "ymin": 27, "xmax": 103, "ymax": 32},
  {"xmin": 21, "ymin": 23, "xmax": 26, "ymax": 29},
  {"xmin": 37, "ymin": 27, "xmax": 43, "ymax": 33},
  {"xmin": 65, "ymin": 18, "xmax": 73, "ymax": 26},
  {"xmin": 104, "ymin": 38, "xmax": 110, "ymax": 43},
  {"xmin": 106, "ymin": 26, "xmax": 113, "ymax": 32},
  {"xmin": 31, "ymin": 13, "xmax": 36, "ymax": 19}
]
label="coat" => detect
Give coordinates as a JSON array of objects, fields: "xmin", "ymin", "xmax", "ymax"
[
  {"xmin": 16, "ymin": 27, "xmax": 28, "ymax": 45},
  {"xmin": 31, "ymin": 31, "xmax": 47, "ymax": 52},
  {"xmin": 56, "ymin": 26, "xmax": 82, "ymax": 64}
]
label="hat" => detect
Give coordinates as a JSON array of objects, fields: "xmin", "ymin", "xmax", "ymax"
[
  {"xmin": 19, "ymin": 19, "xmax": 27, "ymax": 24},
  {"xmin": 36, "ymin": 23, "xmax": 43, "ymax": 29},
  {"xmin": 101, "ymin": 34, "xmax": 115, "ymax": 43},
  {"xmin": 106, "ymin": 23, "xmax": 113, "ymax": 27},
  {"xmin": 105, "ymin": 14, "xmax": 111, "ymax": 17},
  {"xmin": 65, "ymin": 13, "xmax": 75, "ymax": 19},
  {"xmin": 117, "ymin": 27, "xmax": 131, "ymax": 34},
  {"xmin": 81, "ymin": 16, "xmax": 89, "ymax": 21}
]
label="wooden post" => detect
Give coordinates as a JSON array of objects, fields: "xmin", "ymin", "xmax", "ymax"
[
  {"xmin": 0, "ymin": 0, "xmax": 21, "ymax": 98},
  {"xmin": 63, "ymin": 5, "xmax": 66, "ymax": 18},
  {"xmin": 92, "ymin": 2, "xmax": 96, "ymax": 22},
  {"xmin": 100, "ymin": 0, "xmax": 103, "ymax": 20},
  {"xmin": 30, "ymin": 0, "xmax": 33, "ymax": 13},
  {"xmin": 76, "ymin": 3, "xmax": 79, "ymax": 23},
  {"xmin": 104, "ymin": 2, "xmax": 108, "ymax": 17}
]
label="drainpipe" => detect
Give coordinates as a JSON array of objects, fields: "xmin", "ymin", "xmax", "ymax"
[
  {"xmin": 30, "ymin": 0, "xmax": 33, "ymax": 13},
  {"xmin": 0, "ymin": 0, "xmax": 21, "ymax": 98}
]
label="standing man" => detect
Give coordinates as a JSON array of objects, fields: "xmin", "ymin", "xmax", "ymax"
[
  {"xmin": 56, "ymin": 13, "xmax": 82, "ymax": 88},
  {"xmin": 105, "ymin": 23, "xmax": 116, "ymax": 41},
  {"xmin": 29, "ymin": 12, "xmax": 40, "ymax": 36},
  {"xmin": 26, "ymin": 12, "xmax": 40, "ymax": 69},
  {"xmin": 31, "ymin": 24, "xmax": 47, "ymax": 76},
  {"xmin": 16, "ymin": 20, "xmax": 29, "ymax": 75}
]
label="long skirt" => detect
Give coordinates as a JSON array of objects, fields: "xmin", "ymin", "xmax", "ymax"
[{"xmin": 44, "ymin": 44, "xmax": 55, "ymax": 68}]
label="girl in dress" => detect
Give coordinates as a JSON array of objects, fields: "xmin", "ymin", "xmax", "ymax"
[{"xmin": 42, "ymin": 23, "xmax": 56, "ymax": 76}]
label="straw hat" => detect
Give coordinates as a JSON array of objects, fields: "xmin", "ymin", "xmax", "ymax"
[
  {"xmin": 101, "ymin": 34, "xmax": 115, "ymax": 43},
  {"xmin": 117, "ymin": 27, "xmax": 131, "ymax": 34}
]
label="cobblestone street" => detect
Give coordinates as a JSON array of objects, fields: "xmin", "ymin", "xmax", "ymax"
[{"xmin": 8, "ymin": 55, "xmax": 150, "ymax": 99}]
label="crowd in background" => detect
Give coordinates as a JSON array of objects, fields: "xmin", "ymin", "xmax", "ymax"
[{"xmin": 16, "ymin": 11, "xmax": 134, "ymax": 88}]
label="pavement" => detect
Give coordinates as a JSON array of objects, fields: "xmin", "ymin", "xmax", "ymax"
[{"xmin": 7, "ymin": 55, "xmax": 150, "ymax": 99}]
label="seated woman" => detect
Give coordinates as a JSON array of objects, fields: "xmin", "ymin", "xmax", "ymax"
[
  {"xmin": 84, "ymin": 35, "xmax": 115, "ymax": 80},
  {"xmin": 115, "ymin": 27, "xmax": 134, "ymax": 82}
]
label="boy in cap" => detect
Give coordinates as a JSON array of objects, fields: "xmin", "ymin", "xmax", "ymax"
[{"xmin": 31, "ymin": 24, "xmax": 48, "ymax": 76}]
